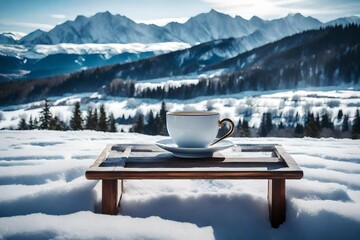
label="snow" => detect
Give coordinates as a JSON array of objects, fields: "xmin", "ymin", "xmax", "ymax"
[
  {"xmin": 135, "ymin": 79, "xmax": 199, "ymax": 93},
  {"xmin": 0, "ymin": 130, "xmax": 359, "ymax": 239},
  {"xmin": 1, "ymin": 87, "xmax": 359, "ymax": 130},
  {"xmin": 0, "ymin": 42, "xmax": 191, "ymax": 59},
  {"xmin": 1, "ymin": 32, "xmax": 26, "ymax": 40}
]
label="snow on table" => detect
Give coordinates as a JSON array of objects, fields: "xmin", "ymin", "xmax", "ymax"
[{"xmin": 0, "ymin": 130, "xmax": 359, "ymax": 240}]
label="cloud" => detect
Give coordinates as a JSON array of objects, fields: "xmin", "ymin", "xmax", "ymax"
[
  {"xmin": 200, "ymin": 0, "xmax": 360, "ymax": 21},
  {"xmin": 51, "ymin": 14, "xmax": 67, "ymax": 19},
  {"xmin": 0, "ymin": 20, "xmax": 54, "ymax": 31},
  {"xmin": 135, "ymin": 17, "xmax": 189, "ymax": 26}
]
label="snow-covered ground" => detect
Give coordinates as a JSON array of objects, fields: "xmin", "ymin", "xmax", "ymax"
[
  {"xmin": 0, "ymin": 131, "xmax": 359, "ymax": 239},
  {"xmin": 1, "ymin": 87, "xmax": 359, "ymax": 130}
]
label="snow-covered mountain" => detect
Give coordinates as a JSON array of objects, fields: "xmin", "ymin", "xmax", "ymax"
[
  {"xmin": 0, "ymin": 32, "xmax": 26, "ymax": 44},
  {"xmin": 2, "ymin": 25, "xmax": 359, "ymax": 106},
  {"xmin": 0, "ymin": 42, "xmax": 190, "ymax": 81},
  {"xmin": 19, "ymin": 11, "xmax": 176, "ymax": 44},
  {"xmin": 18, "ymin": 29, "xmax": 46, "ymax": 45},
  {"xmin": 0, "ymin": 33, "xmax": 16, "ymax": 44},
  {"xmin": 17, "ymin": 10, "xmax": 324, "ymax": 46},
  {"xmin": 324, "ymin": 16, "xmax": 360, "ymax": 26},
  {"xmin": 163, "ymin": 9, "xmax": 265, "ymax": 44}
]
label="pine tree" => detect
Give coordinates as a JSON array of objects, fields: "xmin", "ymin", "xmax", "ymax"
[
  {"xmin": 49, "ymin": 116, "xmax": 64, "ymax": 130},
  {"xmin": 321, "ymin": 112, "xmax": 333, "ymax": 130},
  {"xmin": 240, "ymin": 119, "xmax": 250, "ymax": 137},
  {"xmin": 39, "ymin": 99, "xmax": 52, "ymax": 130},
  {"xmin": 70, "ymin": 102, "xmax": 83, "ymax": 130},
  {"xmin": 28, "ymin": 116, "xmax": 35, "ymax": 130},
  {"xmin": 34, "ymin": 117, "xmax": 39, "ymax": 129},
  {"xmin": 337, "ymin": 110, "xmax": 344, "ymax": 120},
  {"xmin": 92, "ymin": 109, "xmax": 98, "ymax": 130},
  {"xmin": 294, "ymin": 123, "xmax": 304, "ymax": 138},
  {"xmin": 265, "ymin": 112, "xmax": 273, "ymax": 132},
  {"xmin": 352, "ymin": 109, "xmax": 360, "ymax": 139},
  {"xmin": 146, "ymin": 110, "xmax": 155, "ymax": 135},
  {"xmin": 98, "ymin": 105, "xmax": 107, "ymax": 132},
  {"xmin": 342, "ymin": 114, "xmax": 349, "ymax": 132},
  {"xmin": 315, "ymin": 113, "xmax": 321, "ymax": 129},
  {"xmin": 258, "ymin": 113, "xmax": 268, "ymax": 137},
  {"xmin": 108, "ymin": 113, "xmax": 117, "ymax": 132},
  {"xmin": 133, "ymin": 113, "xmax": 144, "ymax": 133},
  {"xmin": 237, "ymin": 119, "xmax": 242, "ymax": 132},
  {"xmin": 85, "ymin": 107, "xmax": 93, "ymax": 130},
  {"xmin": 18, "ymin": 118, "xmax": 28, "ymax": 130},
  {"xmin": 305, "ymin": 112, "xmax": 320, "ymax": 138},
  {"xmin": 159, "ymin": 101, "xmax": 168, "ymax": 135}
]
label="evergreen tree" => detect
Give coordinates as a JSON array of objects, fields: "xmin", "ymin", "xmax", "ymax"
[
  {"xmin": 265, "ymin": 112, "xmax": 273, "ymax": 132},
  {"xmin": 320, "ymin": 112, "xmax": 333, "ymax": 130},
  {"xmin": 133, "ymin": 113, "xmax": 144, "ymax": 133},
  {"xmin": 159, "ymin": 101, "xmax": 168, "ymax": 135},
  {"xmin": 305, "ymin": 112, "xmax": 320, "ymax": 138},
  {"xmin": 28, "ymin": 116, "xmax": 35, "ymax": 130},
  {"xmin": 92, "ymin": 109, "xmax": 98, "ymax": 130},
  {"xmin": 315, "ymin": 113, "xmax": 321, "ymax": 129},
  {"xmin": 294, "ymin": 123, "xmax": 304, "ymax": 138},
  {"xmin": 342, "ymin": 114, "xmax": 349, "ymax": 132},
  {"xmin": 237, "ymin": 119, "xmax": 242, "ymax": 132},
  {"xmin": 85, "ymin": 107, "xmax": 93, "ymax": 130},
  {"xmin": 49, "ymin": 116, "xmax": 64, "ymax": 130},
  {"xmin": 258, "ymin": 113, "xmax": 268, "ymax": 137},
  {"xmin": 39, "ymin": 99, "xmax": 52, "ymax": 130},
  {"xmin": 294, "ymin": 112, "xmax": 299, "ymax": 125},
  {"xmin": 145, "ymin": 110, "xmax": 156, "ymax": 135},
  {"xmin": 108, "ymin": 113, "xmax": 117, "ymax": 132},
  {"xmin": 337, "ymin": 109, "xmax": 344, "ymax": 120},
  {"xmin": 70, "ymin": 102, "xmax": 83, "ymax": 130},
  {"xmin": 98, "ymin": 105, "xmax": 107, "ymax": 132},
  {"xmin": 352, "ymin": 109, "xmax": 360, "ymax": 139},
  {"xmin": 34, "ymin": 117, "xmax": 39, "ymax": 129},
  {"xmin": 240, "ymin": 119, "xmax": 250, "ymax": 137},
  {"xmin": 18, "ymin": 118, "xmax": 28, "ymax": 130},
  {"xmin": 278, "ymin": 122, "xmax": 285, "ymax": 129}
]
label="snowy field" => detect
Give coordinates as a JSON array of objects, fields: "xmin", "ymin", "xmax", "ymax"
[
  {"xmin": 0, "ymin": 131, "xmax": 359, "ymax": 239},
  {"xmin": 1, "ymin": 87, "xmax": 360, "ymax": 130}
]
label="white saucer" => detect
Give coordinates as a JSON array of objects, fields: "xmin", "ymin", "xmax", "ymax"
[{"xmin": 155, "ymin": 138, "xmax": 235, "ymax": 158}]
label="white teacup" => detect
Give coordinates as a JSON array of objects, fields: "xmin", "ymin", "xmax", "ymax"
[{"xmin": 166, "ymin": 111, "xmax": 234, "ymax": 148}]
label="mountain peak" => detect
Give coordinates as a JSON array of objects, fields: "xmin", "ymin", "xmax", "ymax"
[
  {"xmin": 286, "ymin": 13, "xmax": 304, "ymax": 18},
  {"xmin": 209, "ymin": 9, "xmax": 221, "ymax": 14}
]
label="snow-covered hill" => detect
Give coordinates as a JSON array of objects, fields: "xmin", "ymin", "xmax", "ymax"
[{"xmin": 0, "ymin": 131, "xmax": 359, "ymax": 239}]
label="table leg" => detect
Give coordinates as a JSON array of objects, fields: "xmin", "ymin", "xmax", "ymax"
[
  {"xmin": 102, "ymin": 179, "xmax": 119, "ymax": 215},
  {"xmin": 268, "ymin": 179, "xmax": 286, "ymax": 228}
]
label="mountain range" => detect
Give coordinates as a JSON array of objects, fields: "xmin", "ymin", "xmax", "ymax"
[
  {"xmin": 1, "ymin": 24, "xmax": 359, "ymax": 106},
  {"xmin": 1, "ymin": 10, "xmax": 359, "ymax": 81},
  {"xmin": 2, "ymin": 10, "xmax": 360, "ymax": 45}
]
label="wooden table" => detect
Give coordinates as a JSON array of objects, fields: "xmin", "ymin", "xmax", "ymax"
[{"xmin": 85, "ymin": 143, "xmax": 303, "ymax": 228}]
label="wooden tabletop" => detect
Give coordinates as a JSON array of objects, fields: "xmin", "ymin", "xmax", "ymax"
[{"xmin": 85, "ymin": 143, "xmax": 303, "ymax": 180}]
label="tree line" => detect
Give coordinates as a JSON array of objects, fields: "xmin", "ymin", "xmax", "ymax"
[
  {"xmin": 17, "ymin": 99, "xmax": 360, "ymax": 139},
  {"xmin": 18, "ymin": 99, "xmax": 117, "ymax": 132},
  {"xmin": 256, "ymin": 109, "xmax": 360, "ymax": 139}
]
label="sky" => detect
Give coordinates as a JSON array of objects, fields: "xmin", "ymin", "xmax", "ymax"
[{"xmin": 0, "ymin": 0, "xmax": 359, "ymax": 34}]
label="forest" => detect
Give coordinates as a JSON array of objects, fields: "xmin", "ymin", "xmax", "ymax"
[{"xmin": 16, "ymin": 99, "xmax": 360, "ymax": 139}]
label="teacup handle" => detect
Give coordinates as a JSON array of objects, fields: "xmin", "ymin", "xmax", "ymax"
[{"xmin": 209, "ymin": 118, "xmax": 235, "ymax": 146}]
